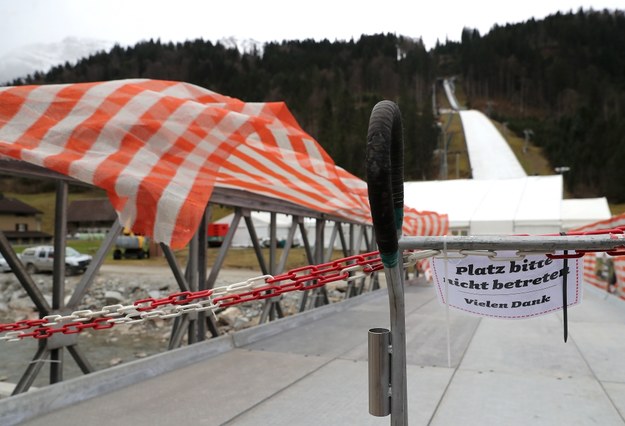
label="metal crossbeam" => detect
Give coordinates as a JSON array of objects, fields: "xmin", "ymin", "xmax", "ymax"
[
  {"xmin": 0, "ymin": 159, "xmax": 375, "ymax": 393},
  {"xmin": 399, "ymin": 234, "xmax": 625, "ymax": 251}
]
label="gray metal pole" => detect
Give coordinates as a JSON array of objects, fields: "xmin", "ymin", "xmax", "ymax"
[
  {"xmin": 197, "ymin": 205, "xmax": 208, "ymax": 340},
  {"xmin": 399, "ymin": 234, "xmax": 625, "ymax": 252},
  {"xmin": 369, "ymin": 328, "xmax": 391, "ymax": 417},
  {"xmin": 269, "ymin": 212, "xmax": 277, "ymax": 275},
  {"xmin": 51, "ymin": 180, "xmax": 68, "ymax": 384},
  {"xmin": 298, "ymin": 219, "xmax": 315, "ymax": 313},
  {"xmin": 186, "ymin": 231, "xmax": 199, "ymax": 344},
  {"xmin": 52, "ymin": 181, "xmax": 68, "ymax": 307},
  {"xmin": 349, "ymin": 223, "xmax": 355, "ymax": 255},
  {"xmin": 385, "ymin": 264, "xmax": 408, "ymax": 426}
]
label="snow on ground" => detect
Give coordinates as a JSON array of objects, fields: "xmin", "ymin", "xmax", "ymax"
[{"xmin": 460, "ymin": 109, "xmax": 527, "ymax": 180}]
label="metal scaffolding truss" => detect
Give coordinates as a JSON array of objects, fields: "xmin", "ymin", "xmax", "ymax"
[{"xmin": 0, "ymin": 158, "xmax": 376, "ymax": 394}]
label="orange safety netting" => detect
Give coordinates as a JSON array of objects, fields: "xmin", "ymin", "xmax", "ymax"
[{"xmin": 0, "ymin": 79, "xmax": 447, "ymax": 248}]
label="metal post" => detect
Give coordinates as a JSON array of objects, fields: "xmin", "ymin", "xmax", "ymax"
[
  {"xmin": 369, "ymin": 328, "xmax": 391, "ymax": 417},
  {"xmin": 198, "ymin": 205, "xmax": 219, "ymax": 338},
  {"xmin": 366, "ymin": 100, "xmax": 408, "ymax": 425},
  {"xmin": 314, "ymin": 219, "xmax": 329, "ymax": 307},
  {"xmin": 385, "ymin": 264, "xmax": 408, "ymax": 425},
  {"xmin": 197, "ymin": 206, "xmax": 208, "ymax": 340},
  {"xmin": 269, "ymin": 212, "xmax": 277, "ymax": 275},
  {"xmin": 349, "ymin": 223, "xmax": 355, "ymax": 255},
  {"xmin": 298, "ymin": 219, "xmax": 315, "ymax": 312},
  {"xmin": 185, "ymin": 231, "xmax": 199, "ymax": 344},
  {"xmin": 51, "ymin": 180, "xmax": 68, "ymax": 383}
]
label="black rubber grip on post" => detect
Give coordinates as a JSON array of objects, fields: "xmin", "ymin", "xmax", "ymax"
[{"xmin": 366, "ymin": 100, "xmax": 404, "ymax": 261}]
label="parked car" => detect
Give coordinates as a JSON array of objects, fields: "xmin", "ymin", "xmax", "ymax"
[
  {"xmin": 0, "ymin": 252, "xmax": 10, "ymax": 272},
  {"xmin": 20, "ymin": 245, "xmax": 92, "ymax": 275}
]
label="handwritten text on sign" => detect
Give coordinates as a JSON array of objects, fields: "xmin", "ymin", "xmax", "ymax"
[{"xmin": 431, "ymin": 251, "xmax": 582, "ymax": 319}]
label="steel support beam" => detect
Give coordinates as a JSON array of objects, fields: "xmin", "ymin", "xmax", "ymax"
[
  {"xmin": 0, "ymin": 231, "xmax": 50, "ymax": 312},
  {"xmin": 1, "ymin": 159, "xmax": 379, "ymax": 392},
  {"xmin": 12, "ymin": 342, "xmax": 49, "ymax": 395},
  {"xmin": 242, "ymin": 210, "xmax": 269, "ymax": 275},
  {"xmin": 50, "ymin": 181, "xmax": 68, "ymax": 383},
  {"xmin": 160, "ymin": 243, "xmax": 190, "ymax": 292},
  {"xmin": 206, "ymin": 208, "xmax": 244, "ymax": 288},
  {"xmin": 67, "ymin": 219, "xmax": 122, "ymax": 307},
  {"xmin": 66, "ymin": 345, "xmax": 95, "ymax": 374}
]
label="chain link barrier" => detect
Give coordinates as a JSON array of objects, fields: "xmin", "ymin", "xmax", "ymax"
[
  {"xmin": 3, "ymin": 228, "xmax": 625, "ymax": 343},
  {"xmin": 0, "ymin": 251, "xmax": 391, "ymax": 342}
]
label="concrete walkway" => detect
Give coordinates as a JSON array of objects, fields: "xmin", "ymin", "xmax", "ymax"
[{"xmin": 2, "ymin": 281, "xmax": 625, "ymax": 425}]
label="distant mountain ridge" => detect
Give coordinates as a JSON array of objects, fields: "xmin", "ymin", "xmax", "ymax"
[
  {"xmin": 0, "ymin": 36, "xmax": 265, "ymax": 85},
  {"xmin": 0, "ymin": 37, "xmax": 115, "ymax": 84},
  {"xmin": 3, "ymin": 9, "xmax": 625, "ymax": 202},
  {"xmin": 0, "ymin": 33, "xmax": 438, "ymax": 182}
]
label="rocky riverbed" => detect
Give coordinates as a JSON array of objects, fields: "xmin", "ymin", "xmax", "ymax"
[{"xmin": 0, "ymin": 264, "xmax": 349, "ymax": 395}]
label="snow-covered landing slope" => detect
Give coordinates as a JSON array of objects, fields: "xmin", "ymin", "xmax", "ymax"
[{"xmin": 460, "ymin": 109, "xmax": 527, "ymax": 180}]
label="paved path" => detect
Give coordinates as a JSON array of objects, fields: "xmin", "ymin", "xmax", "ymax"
[{"xmin": 2, "ymin": 281, "xmax": 625, "ymax": 425}]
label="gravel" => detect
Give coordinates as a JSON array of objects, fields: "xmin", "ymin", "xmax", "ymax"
[{"xmin": 0, "ymin": 264, "xmax": 348, "ymax": 395}]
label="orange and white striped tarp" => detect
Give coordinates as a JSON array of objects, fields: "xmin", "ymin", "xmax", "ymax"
[
  {"xmin": 0, "ymin": 79, "xmax": 447, "ymax": 248},
  {"xmin": 571, "ymin": 213, "xmax": 625, "ymax": 299}
]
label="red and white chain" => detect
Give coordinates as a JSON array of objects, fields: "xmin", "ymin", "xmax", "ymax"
[
  {"xmin": 3, "ymin": 238, "xmax": 621, "ymax": 343},
  {"xmin": 0, "ymin": 251, "xmax": 425, "ymax": 342}
]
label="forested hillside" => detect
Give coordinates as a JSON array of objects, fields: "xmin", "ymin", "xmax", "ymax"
[
  {"xmin": 435, "ymin": 9, "xmax": 625, "ymax": 201},
  {"xmin": 6, "ymin": 9, "xmax": 625, "ymax": 202},
  {"xmin": 8, "ymin": 34, "xmax": 438, "ymax": 181}
]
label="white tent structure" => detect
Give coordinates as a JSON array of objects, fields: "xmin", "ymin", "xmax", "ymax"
[
  {"xmin": 432, "ymin": 82, "xmax": 612, "ymax": 235},
  {"xmin": 214, "ymin": 212, "xmax": 294, "ymax": 248},
  {"xmin": 213, "ymin": 211, "xmax": 364, "ymax": 249},
  {"xmin": 561, "ymin": 198, "xmax": 611, "ymax": 231},
  {"xmin": 405, "ymin": 176, "xmax": 561, "ymax": 235}
]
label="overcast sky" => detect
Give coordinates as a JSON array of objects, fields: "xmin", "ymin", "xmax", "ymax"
[{"xmin": 0, "ymin": 0, "xmax": 623, "ymax": 56}]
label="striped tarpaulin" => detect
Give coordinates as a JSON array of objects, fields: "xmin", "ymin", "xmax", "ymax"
[
  {"xmin": 0, "ymin": 79, "xmax": 447, "ymax": 248},
  {"xmin": 571, "ymin": 213, "xmax": 625, "ymax": 298}
]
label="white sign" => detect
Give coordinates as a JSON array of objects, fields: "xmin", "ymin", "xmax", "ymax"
[{"xmin": 431, "ymin": 251, "xmax": 583, "ymax": 319}]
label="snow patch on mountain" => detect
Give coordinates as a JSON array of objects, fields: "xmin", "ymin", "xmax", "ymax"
[{"xmin": 217, "ymin": 37, "xmax": 265, "ymax": 55}]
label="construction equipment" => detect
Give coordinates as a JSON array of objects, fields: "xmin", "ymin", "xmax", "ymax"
[{"xmin": 113, "ymin": 229, "xmax": 150, "ymax": 260}]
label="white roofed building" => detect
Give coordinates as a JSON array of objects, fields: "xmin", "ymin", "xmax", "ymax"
[
  {"xmin": 405, "ymin": 177, "xmax": 556, "ymax": 235},
  {"xmin": 561, "ymin": 198, "xmax": 611, "ymax": 231},
  {"xmin": 409, "ymin": 79, "xmax": 612, "ymax": 236}
]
